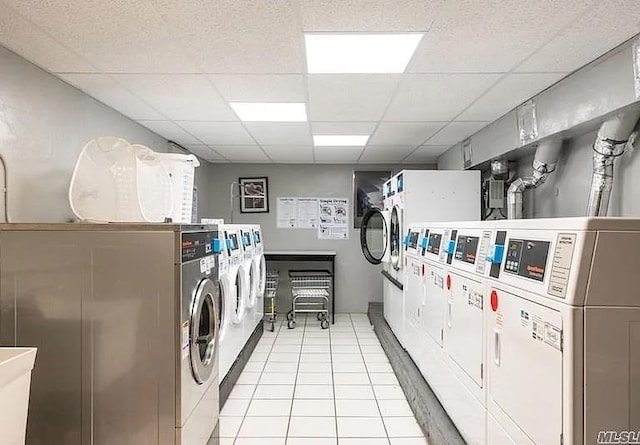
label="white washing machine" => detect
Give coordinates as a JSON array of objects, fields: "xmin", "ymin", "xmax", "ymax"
[
  {"xmin": 214, "ymin": 229, "xmax": 231, "ymax": 375},
  {"xmin": 239, "ymin": 225, "xmax": 259, "ymax": 341},
  {"xmin": 218, "ymin": 225, "xmax": 249, "ymax": 381},
  {"xmin": 250, "ymin": 225, "xmax": 266, "ymax": 329},
  {"xmin": 422, "ymin": 222, "xmax": 491, "ymax": 444},
  {"xmin": 360, "ymin": 170, "xmax": 480, "ymax": 347},
  {"xmin": 403, "ymin": 217, "xmax": 640, "ymax": 445}
]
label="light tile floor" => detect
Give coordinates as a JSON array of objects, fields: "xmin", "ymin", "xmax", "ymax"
[{"xmin": 220, "ymin": 313, "xmax": 429, "ymax": 445}]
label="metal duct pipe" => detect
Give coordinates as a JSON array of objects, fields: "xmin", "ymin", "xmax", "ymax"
[
  {"xmin": 507, "ymin": 139, "xmax": 563, "ymax": 219},
  {"xmin": 490, "ymin": 160, "xmax": 509, "ymax": 180},
  {"xmin": 586, "ymin": 111, "xmax": 640, "ymax": 217}
]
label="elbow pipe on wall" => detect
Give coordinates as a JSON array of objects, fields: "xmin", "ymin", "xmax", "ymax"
[
  {"xmin": 506, "ymin": 139, "xmax": 563, "ymax": 219},
  {"xmin": 586, "ymin": 110, "xmax": 640, "ymax": 217}
]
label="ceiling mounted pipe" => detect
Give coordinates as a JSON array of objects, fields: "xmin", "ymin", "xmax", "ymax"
[
  {"xmin": 506, "ymin": 139, "xmax": 563, "ymax": 219},
  {"xmin": 586, "ymin": 110, "xmax": 640, "ymax": 217}
]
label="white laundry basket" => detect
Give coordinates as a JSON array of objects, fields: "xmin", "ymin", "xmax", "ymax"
[
  {"xmin": 69, "ymin": 137, "xmax": 173, "ymax": 222},
  {"xmin": 157, "ymin": 153, "xmax": 200, "ymax": 223},
  {"xmin": 0, "ymin": 348, "xmax": 37, "ymax": 445}
]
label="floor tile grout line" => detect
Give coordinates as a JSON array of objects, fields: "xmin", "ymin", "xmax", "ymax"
[
  {"xmin": 283, "ymin": 312, "xmax": 305, "ymax": 443},
  {"xmin": 232, "ymin": 318, "xmax": 281, "ymax": 444},
  {"xmin": 353, "ymin": 313, "xmax": 392, "ymax": 444}
]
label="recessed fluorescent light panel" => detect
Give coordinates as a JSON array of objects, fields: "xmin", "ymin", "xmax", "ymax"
[
  {"xmin": 230, "ymin": 102, "xmax": 307, "ymax": 122},
  {"xmin": 313, "ymin": 135, "xmax": 370, "ymax": 147},
  {"xmin": 305, "ymin": 33, "xmax": 423, "ymax": 74}
]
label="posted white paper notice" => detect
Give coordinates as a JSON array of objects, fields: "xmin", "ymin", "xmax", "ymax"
[
  {"xmin": 297, "ymin": 198, "xmax": 319, "ymax": 228},
  {"xmin": 277, "ymin": 197, "xmax": 297, "ymax": 228},
  {"xmin": 318, "ymin": 198, "xmax": 349, "ymax": 240}
]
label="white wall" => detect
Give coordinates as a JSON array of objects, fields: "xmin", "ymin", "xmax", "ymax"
[
  {"xmin": 0, "ymin": 46, "xmax": 214, "ymax": 222},
  {"xmin": 204, "ymin": 163, "xmax": 435, "ymax": 313},
  {"xmin": 516, "ymin": 126, "xmax": 640, "ymax": 218}
]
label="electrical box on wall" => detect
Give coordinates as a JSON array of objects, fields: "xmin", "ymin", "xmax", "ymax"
[{"xmin": 488, "ymin": 180, "xmax": 504, "ymax": 209}]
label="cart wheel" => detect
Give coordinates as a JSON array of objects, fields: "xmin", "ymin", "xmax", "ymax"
[
  {"xmin": 269, "ymin": 322, "xmax": 275, "ymax": 332},
  {"xmin": 287, "ymin": 310, "xmax": 294, "ymax": 321},
  {"xmin": 321, "ymin": 319, "xmax": 329, "ymax": 329},
  {"xmin": 319, "ymin": 312, "xmax": 328, "ymax": 321},
  {"xmin": 288, "ymin": 320, "xmax": 296, "ymax": 329},
  {"xmin": 316, "ymin": 312, "xmax": 323, "ymax": 321}
]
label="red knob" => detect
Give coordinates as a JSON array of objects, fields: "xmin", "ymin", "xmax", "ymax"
[
  {"xmin": 491, "ymin": 290, "xmax": 499, "ymax": 312},
  {"xmin": 446, "ymin": 275, "xmax": 451, "ymax": 290}
]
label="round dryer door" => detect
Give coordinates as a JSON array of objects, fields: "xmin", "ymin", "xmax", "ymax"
[
  {"xmin": 248, "ymin": 260, "xmax": 258, "ymax": 307},
  {"xmin": 232, "ymin": 268, "xmax": 247, "ymax": 323},
  {"xmin": 190, "ymin": 278, "xmax": 218, "ymax": 384},
  {"xmin": 390, "ymin": 206, "xmax": 401, "ymax": 271},
  {"xmin": 258, "ymin": 255, "xmax": 266, "ymax": 296},
  {"xmin": 216, "ymin": 280, "xmax": 225, "ymax": 333},
  {"xmin": 360, "ymin": 208, "xmax": 389, "ymax": 265}
]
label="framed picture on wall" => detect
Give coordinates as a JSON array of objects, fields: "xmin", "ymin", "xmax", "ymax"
[
  {"xmin": 239, "ymin": 177, "xmax": 269, "ymax": 213},
  {"xmin": 353, "ymin": 170, "xmax": 391, "ymax": 228}
]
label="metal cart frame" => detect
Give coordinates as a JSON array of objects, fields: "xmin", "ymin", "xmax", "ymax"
[
  {"xmin": 286, "ymin": 269, "xmax": 332, "ymax": 329},
  {"xmin": 265, "ymin": 270, "xmax": 279, "ymax": 332}
]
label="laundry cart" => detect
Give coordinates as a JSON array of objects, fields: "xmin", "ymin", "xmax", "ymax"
[
  {"xmin": 286, "ymin": 270, "xmax": 332, "ymax": 329},
  {"xmin": 265, "ymin": 270, "xmax": 280, "ymax": 332}
]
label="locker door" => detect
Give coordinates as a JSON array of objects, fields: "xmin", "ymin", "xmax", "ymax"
[
  {"xmin": 488, "ymin": 287, "xmax": 563, "ymax": 445},
  {"xmin": 445, "ymin": 272, "xmax": 484, "ymax": 387},
  {"xmin": 423, "ymin": 263, "xmax": 445, "ymax": 347}
]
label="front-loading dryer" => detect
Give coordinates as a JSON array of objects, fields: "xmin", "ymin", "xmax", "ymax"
[
  {"xmin": 250, "ymin": 225, "xmax": 265, "ymax": 329},
  {"xmin": 218, "ymin": 225, "xmax": 249, "ymax": 381},
  {"xmin": 180, "ymin": 229, "xmax": 220, "ymax": 445},
  {"xmin": 239, "ymin": 225, "xmax": 260, "ymax": 342}
]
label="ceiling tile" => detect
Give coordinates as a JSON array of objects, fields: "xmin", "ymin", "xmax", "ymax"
[
  {"xmin": 385, "ymin": 74, "xmax": 501, "ymax": 121},
  {"xmin": 213, "ymin": 145, "xmax": 270, "ymax": 162},
  {"xmin": 359, "ymin": 145, "xmax": 417, "ymax": 162},
  {"xmin": 368, "ymin": 122, "xmax": 446, "ymax": 145},
  {"xmin": 314, "ymin": 147, "xmax": 363, "ymax": 163},
  {"xmin": 244, "ymin": 123, "xmax": 312, "ymax": 145},
  {"xmin": 209, "ymin": 75, "xmax": 305, "ymax": 102},
  {"xmin": 176, "ymin": 121, "xmax": 254, "ymax": 145},
  {"xmin": 408, "ymin": 0, "xmax": 592, "ymax": 73},
  {"xmin": 458, "ymin": 73, "xmax": 566, "ymax": 121},
  {"xmin": 301, "ymin": 0, "xmax": 444, "ymax": 32},
  {"xmin": 58, "ymin": 74, "xmax": 164, "ymax": 120},
  {"xmin": 308, "ymin": 74, "xmax": 401, "ymax": 121},
  {"xmin": 0, "ymin": 6, "xmax": 95, "ymax": 73},
  {"xmin": 3, "ymin": 0, "xmax": 200, "ymax": 73},
  {"xmin": 425, "ymin": 122, "xmax": 489, "ymax": 145},
  {"xmin": 517, "ymin": 0, "xmax": 640, "ymax": 73},
  {"xmin": 262, "ymin": 145, "xmax": 314, "ymax": 163},
  {"xmin": 113, "ymin": 75, "xmax": 237, "ymax": 121},
  {"xmin": 183, "ymin": 144, "xmax": 227, "ymax": 162},
  {"xmin": 311, "ymin": 122, "xmax": 378, "ymax": 135},
  {"xmin": 151, "ymin": 0, "xmax": 304, "ymax": 73},
  {"xmin": 137, "ymin": 120, "xmax": 201, "ymax": 145},
  {"xmin": 404, "ymin": 145, "xmax": 451, "ymax": 162}
]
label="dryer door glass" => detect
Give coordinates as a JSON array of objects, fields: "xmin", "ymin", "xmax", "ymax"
[
  {"xmin": 190, "ymin": 278, "xmax": 218, "ymax": 384},
  {"xmin": 234, "ymin": 270, "xmax": 246, "ymax": 321},
  {"xmin": 360, "ymin": 208, "xmax": 388, "ymax": 265},
  {"xmin": 390, "ymin": 206, "xmax": 401, "ymax": 270}
]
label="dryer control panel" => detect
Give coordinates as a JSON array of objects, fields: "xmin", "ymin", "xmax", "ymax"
[
  {"xmin": 503, "ymin": 238, "xmax": 550, "ymax": 282},
  {"xmin": 182, "ymin": 231, "xmax": 216, "ymax": 262}
]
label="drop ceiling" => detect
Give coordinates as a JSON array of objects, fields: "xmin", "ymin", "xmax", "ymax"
[{"xmin": 0, "ymin": 0, "xmax": 638, "ymax": 164}]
